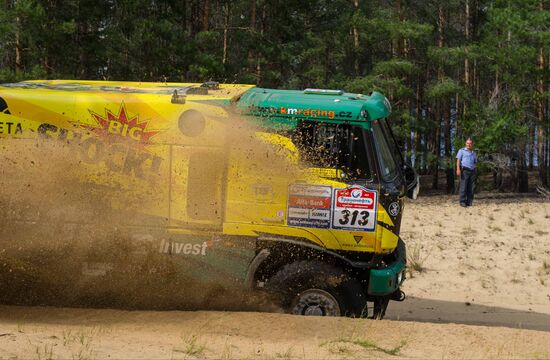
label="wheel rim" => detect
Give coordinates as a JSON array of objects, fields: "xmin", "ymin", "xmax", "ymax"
[{"xmin": 291, "ymin": 289, "xmax": 341, "ymax": 316}]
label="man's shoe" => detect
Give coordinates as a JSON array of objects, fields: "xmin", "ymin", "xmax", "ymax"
[{"xmin": 460, "ymin": 203, "xmax": 467, "ymax": 207}]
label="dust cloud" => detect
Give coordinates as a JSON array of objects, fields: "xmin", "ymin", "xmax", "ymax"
[{"xmin": 0, "ymin": 112, "xmax": 303, "ymax": 312}]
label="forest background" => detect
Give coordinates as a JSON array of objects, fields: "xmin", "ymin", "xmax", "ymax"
[{"xmin": 0, "ymin": 0, "xmax": 548, "ymax": 193}]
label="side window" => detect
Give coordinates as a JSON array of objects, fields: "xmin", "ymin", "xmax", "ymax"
[
  {"xmin": 292, "ymin": 121, "xmax": 372, "ymax": 180},
  {"xmin": 372, "ymin": 121, "xmax": 399, "ymax": 181}
]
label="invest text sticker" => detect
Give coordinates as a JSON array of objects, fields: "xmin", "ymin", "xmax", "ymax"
[
  {"xmin": 332, "ymin": 186, "xmax": 377, "ymax": 231},
  {"xmin": 287, "ymin": 184, "xmax": 332, "ymax": 228}
]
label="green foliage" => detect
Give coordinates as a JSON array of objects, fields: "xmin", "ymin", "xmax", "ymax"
[
  {"xmin": 0, "ymin": 0, "xmax": 547, "ymax": 189},
  {"xmin": 426, "ymin": 78, "xmax": 464, "ymax": 100},
  {"xmin": 372, "ymin": 59, "xmax": 417, "ymax": 77},
  {"xmin": 427, "ymin": 47, "xmax": 471, "ymax": 67},
  {"xmin": 475, "ymin": 112, "xmax": 529, "ymax": 154}
]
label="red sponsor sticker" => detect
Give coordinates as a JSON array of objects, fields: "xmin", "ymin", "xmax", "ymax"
[
  {"xmin": 335, "ymin": 187, "xmax": 376, "ymax": 209},
  {"xmin": 288, "ymin": 196, "xmax": 332, "ymax": 209}
]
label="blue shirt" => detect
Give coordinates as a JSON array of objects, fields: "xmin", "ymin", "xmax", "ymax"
[{"xmin": 456, "ymin": 148, "xmax": 477, "ymax": 170}]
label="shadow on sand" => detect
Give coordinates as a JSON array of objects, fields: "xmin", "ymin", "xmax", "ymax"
[{"xmin": 387, "ymin": 296, "xmax": 550, "ymax": 332}]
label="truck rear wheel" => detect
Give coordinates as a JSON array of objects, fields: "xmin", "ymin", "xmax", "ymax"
[{"xmin": 266, "ymin": 260, "xmax": 367, "ymax": 318}]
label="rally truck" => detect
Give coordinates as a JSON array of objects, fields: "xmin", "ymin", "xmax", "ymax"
[{"xmin": 0, "ymin": 80, "xmax": 418, "ymax": 319}]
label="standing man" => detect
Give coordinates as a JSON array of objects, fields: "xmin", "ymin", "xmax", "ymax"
[{"xmin": 456, "ymin": 138, "xmax": 477, "ymax": 207}]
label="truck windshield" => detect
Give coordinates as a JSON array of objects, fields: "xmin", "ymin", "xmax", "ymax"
[
  {"xmin": 293, "ymin": 121, "xmax": 372, "ymax": 180},
  {"xmin": 372, "ymin": 120, "xmax": 400, "ymax": 181}
]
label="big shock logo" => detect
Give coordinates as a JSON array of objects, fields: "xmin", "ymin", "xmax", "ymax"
[
  {"xmin": 88, "ymin": 102, "xmax": 158, "ymax": 144},
  {"xmin": 37, "ymin": 102, "xmax": 163, "ymax": 182}
]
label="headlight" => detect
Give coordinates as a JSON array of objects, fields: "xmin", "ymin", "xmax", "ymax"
[{"xmin": 397, "ymin": 271, "xmax": 404, "ymax": 285}]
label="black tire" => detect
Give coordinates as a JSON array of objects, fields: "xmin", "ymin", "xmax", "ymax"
[{"xmin": 266, "ymin": 260, "xmax": 367, "ymax": 318}]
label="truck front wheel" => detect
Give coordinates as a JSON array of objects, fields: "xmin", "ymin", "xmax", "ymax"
[{"xmin": 266, "ymin": 260, "xmax": 367, "ymax": 318}]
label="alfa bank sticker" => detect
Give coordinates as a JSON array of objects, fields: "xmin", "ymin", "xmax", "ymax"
[
  {"xmin": 332, "ymin": 186, "xmax": 377, "ymax": 231},
  {"xmin": 287, "ymin": 184, "xmax": 332, "ymax": 228}
]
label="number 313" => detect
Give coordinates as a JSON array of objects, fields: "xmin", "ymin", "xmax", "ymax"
[{"xmin": 338, "ymin": 210, "xmax": 369, "ymax": 226}]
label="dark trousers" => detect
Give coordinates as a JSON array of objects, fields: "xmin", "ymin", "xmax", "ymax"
[{"xmin": 459, "ymin": 168, "xmax": 476, "ymax": 205}]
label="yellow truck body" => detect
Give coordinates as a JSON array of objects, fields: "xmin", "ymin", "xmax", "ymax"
[{"xmin": 0, "ymin": 80, "xmax": 417, "ymax": 318}]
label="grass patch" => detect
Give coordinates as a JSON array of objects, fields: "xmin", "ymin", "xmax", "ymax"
[
  {"xmin": 35, "ymin": 343, "xmax": 54, "ymax": 360},
  {"xmin": 407, "ymin": 243, "xmax": 429, "ymax": 275},
  {"xmin": 536, "ymin": 260, "xmax": 550, "ymax": 285},
  {"xmin": 322, "ymin": 341, "xmax": 355, "ymax": 356},
  {"xmin": 275, "ymin": 346, "xmax": 294, "ymax": 359},
  {"xmin": 461, "ymin": 225, "xmax": 477, "ymax": 236},
  {"xmin": 174, "ymin": 334, "xmax": 206, "ymax": 357},
  {"xmin": 322, "ymin": 338, "xmax": 406, "ymax": 356},
  {"xmin": 60, "ymin": 327, "xmax": 101, "ymax": 360},
  {"xmin": 535, "ymin": 230, "xmax": 548, "ymax": 236}
]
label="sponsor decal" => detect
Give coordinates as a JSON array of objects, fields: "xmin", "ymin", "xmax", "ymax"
[
  {"xmin": 0, "ymin": 122, "xmax": 23, "ymax": 135},
  {"xmin": 388, "ymin": 202, "xmax": 400, "ymax": 217},
  {"xmin": 288, "ymin": 184, "xmax": 332, "ymax": 197},
  {"xmin": 287, "ymin": 184, "xmax": 332, "ymax": 229},
  {"xmin": 332, "ymin": 186, "xmax": 377, "ymax": 232},
  {"xmin": 36, "ymin": 103, "xmax": 164, "ymax": 182},
  {"xmin": 88, "ymin": 102, "xmax": 158, "ymax": 145},
  {"xmin": 38, "ymin": 122, "xmax": 163, "ymax": 181},
  {"xmin": 159, "ymin": 239, "xmax": 208, "ymax": 256},
  {"xmin": 251, "ymin": 106, "xmax": 355, "ymax": 120},
  {"xmin": 252, "ymin": 183, "xmax": 274, "ymax": 203}
]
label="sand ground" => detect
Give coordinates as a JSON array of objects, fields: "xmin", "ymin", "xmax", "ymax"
[{"xmin": 1, "ymin": 195, "xmax": 549, "ymax": 359}]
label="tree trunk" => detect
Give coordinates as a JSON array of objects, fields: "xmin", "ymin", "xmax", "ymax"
[
  {"xmin": 444, "ymin": 100, "xmax": 454, "ymax": 193},
  {"xmin": 352, "ymin": 0, "xmax": 360, "ymax": 75},
  {"xmin": 528, "ymin": 126, "xmax": 535, "ymax": 170},
  {"xmin": 414, "ymin": 76, "xmax": 422, "ymax": 170},
  {"xmin": 517, "ymin": 144, "xmax": 529, "ymax": 192},
  {"xmin": 431, "ymin": 126, "xmax": 440, "ymax": 190},
  {"xmin": 181, "ymin": 0, "xmax": 187, "ymax": 33},
  {"xmin": 248, "ymin": 0, "xmax": 257, "ymax": 76},
  {"xmin": 255, "ymin": 3, "xmax": 265, "ymax": 85},
  {"xmin": 222, "ymin": 2, "xmax": 230, "ymax": 65},
  {"xmin": 537, "ymin": 0, "xmax": 547, "ymax": 187},
  {"xmin": 463, "ymin": 0, "xmax": 470, "ymax": 116},
  {"xmin": 15, "ymin": 15, "xmax": 21, "ymax": 74},
  {"xmin": 201, "ymin": 0, "xmax": 210, "ymax": 31},
  {"xmin": 432, "ymin": 4, "xmax": 445, "ymax": 190}
]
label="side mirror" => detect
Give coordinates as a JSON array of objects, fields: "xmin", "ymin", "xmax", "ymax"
[
  {"xmin": 403, "ymin": 163, "xmax": 419, "ymax": 199},
  {"xmin": 407, "ymin": 175, "xmax": 420, "ymax": 199}
]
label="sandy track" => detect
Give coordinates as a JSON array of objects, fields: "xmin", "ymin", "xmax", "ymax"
[
  {"xmin": 0, "ymin": 196, "xmax": 549, "ymax": 358},
  {"xmin": 1, "ymin": 305, "xmax": 549, "ymax": 359}
]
